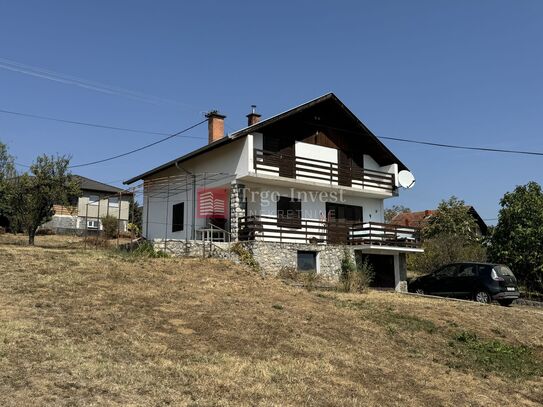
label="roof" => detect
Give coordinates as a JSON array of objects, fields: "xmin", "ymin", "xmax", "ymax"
[
  {"xmin": 391, "ymin": 210, "xmax": 434, "ymax": 228},
  {"xmin": 75, "ymin": 175, "xmax": 128, "ymax": 194},
  {"xmin": 124, "ymin": 92, "xmax": 409, "ymax": 184},
  {"xmin": 391, "ymin": 207, "xmax": 488, "ymax": 235}
]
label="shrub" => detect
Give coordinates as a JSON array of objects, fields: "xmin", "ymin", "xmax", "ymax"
[
  {"xmin": 36, "ymin": 228, "xmax": 55, "ymax": 236},
  {"xmin": 409, "ymin": 234, "xmax": 486, "ymax": 275},
  {"xmin": 101, "ymin": 215, "xmax": 119, "ymax": 239},
  {"xmin": 337, "ymin": 248, "xmax": 373, "ymax": 293},
  {"xmin": 131, "ymin": 240, "xmax": 168, "ymax": 258},
  {"xmin": 230, "ymin": 242, "xmax": 260, "ymax": 272}
]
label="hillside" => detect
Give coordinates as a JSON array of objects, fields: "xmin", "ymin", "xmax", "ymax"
[{"xmin": 0, "ymin": 235, "xmax": 542, "ymax": 406}]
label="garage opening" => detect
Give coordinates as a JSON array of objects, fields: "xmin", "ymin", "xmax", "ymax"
[{"xmin": 356, "ymin": 253, "xmax": 395, "ymax": 289}]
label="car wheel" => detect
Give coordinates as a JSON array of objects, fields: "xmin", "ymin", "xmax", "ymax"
[
  {"xmin": 498, "ymin": 299, "xmax": 514, "ymax": 307},
  {"xmin": 474, "ymin": 291, "xmax": 491, "ymax": 304},
  {"xmin": 415, "ymin": 288, "xmax": 425, "ymax": 295}
]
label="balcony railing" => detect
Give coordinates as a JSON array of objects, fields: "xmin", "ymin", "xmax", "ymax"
[
  {"xmin": 238, "ymin": 215, "xmax": 421, "ymax": 248},
  {"xmin": 253, "ymin": 149, "xmax": 395, "ymax": 193}
]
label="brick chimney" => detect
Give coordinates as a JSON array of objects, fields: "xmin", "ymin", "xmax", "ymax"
[
  {"xmin": 205, "ymin": 111, "xmax": 226, "ymax": 144},
  {"xmin": 246, "ymin": 105, "xmax": 261, "ymax": 126}
]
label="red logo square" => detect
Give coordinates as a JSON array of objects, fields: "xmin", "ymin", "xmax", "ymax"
[{"xmin": 197, "ymin": 187, "xmax": 227, "ymax": 219}]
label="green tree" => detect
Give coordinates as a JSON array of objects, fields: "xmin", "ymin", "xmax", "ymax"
[
  {"xmin": 489, "ymin": 182, "xmax": 543, "ymax": 293},
  {"xmin": 0, "ymin": 141, "xmax": 16, "ymax": 224},
  {"xmin": 423, "ymin": 196, "xmax": 479, "ymax": 241},
  {"xmin": 129, "ymin": 196, "xmax": 143, "ymax": 230},
  {"xmin": 384, "ymin": 204, "xmax": 411, "ymax": 223},
  {"xmin": 7, "ymin": 155, "xmax": 80, "ymax": 245},
  {"xmin": 410, "ymin": 196, "xmax": 486, "ymax": 275}
]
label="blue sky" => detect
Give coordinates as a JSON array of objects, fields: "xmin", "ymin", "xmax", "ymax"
[{"xmin": 1, "ymin": 1, "xmax": 542, "ymax": 222}]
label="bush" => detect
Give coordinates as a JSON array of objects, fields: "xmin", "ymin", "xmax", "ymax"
[
  {"xmin": 338, "ymin": 248, "xmax": 374, "ymax": 293},
  {"xmin": 230, "ymin": 243, "xmax": 260, "ymax": 272},
  {"xmin": 131, "ymin": 240, "xmax": 168, "ymax": 258},
  {"xmin": 101, "ymin": 215, "xmax": 119, "ymax": 239},
  {"xmin": 278, "ymin": 266, "xmax": 322, "ymax": 291},
  {"xmin": 36, "ymin": 228, "xmax": 55, "ymax": 236},
  {"xmin": 409, "ymin": 234, "xmax": 486, "ymax": 275}
]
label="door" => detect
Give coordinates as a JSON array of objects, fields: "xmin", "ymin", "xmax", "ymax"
[
  {"xmin": 326, "ymin": 203, "xmax": 362, "ymax": 244},
  {"xmin": 453, "ymin": 264, "xmax": 478, "ymax": 298},
  {"xmin": 427, "ymin": 264, "xmax": 458, "ymax": 296},
  {"xmin": 337, "ymin": 150, "xmax": 351, "ymax": 187}
]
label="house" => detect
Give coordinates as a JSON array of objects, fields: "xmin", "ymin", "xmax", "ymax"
[
  {"xmin": 124, "ymin": 93, "xmax": 424, "ymax": 291},
  {"xmin": 390, "ymin": 207, "xmax": 488, "ymax": 236},
  {"xmin": 42, "ymin": 175, "xmax": 132, "ymax": 235}
]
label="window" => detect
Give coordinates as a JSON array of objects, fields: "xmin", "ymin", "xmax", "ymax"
[
  {"xmin": 434, "ymin": 265, "xmax": 457, "ymax": 278},
  {"xmin": 88, "ymin": 195, "xmax": 99, "ymax": 206},
  {"xmin": 457, "ymin": 264, "xmax": 477, "ymax": 278},
  {"xmin": 494, "ymin": 265, "xmax": 514, "ymax": 277},
  {"xmin": 326, "ymin": 203, "xmax": 363, "ymax": 223},
  {"xmin": 172, "ymin": 202, "xmax": 184, "ymax": 232},
  {"xmin": 108, "ymin": 196, "xmax": 119, "ymax": 208},
  {"xmin": 297, "ymin": 251, "xmax": 317, "ymax": 273},
  {"xmin": 87, "ymin": 219, "xmax": 99, "ymax": 229},
  {"xmin": 277, "ymin": 196, "xmax": 301, "ymax": 228}
]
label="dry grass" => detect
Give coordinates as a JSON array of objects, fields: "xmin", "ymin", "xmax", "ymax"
[{"xmin": 0, "ymin": 234, "xmax": 542, "ymax": 406}]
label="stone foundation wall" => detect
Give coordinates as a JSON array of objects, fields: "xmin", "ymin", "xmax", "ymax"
[
  {"xmin": 237, "ymin": 241, "xmax": 352, "ymax": 279},
  {"xmin": 150, "ymin": 239, "xmax": 407, "ymax": 291}
]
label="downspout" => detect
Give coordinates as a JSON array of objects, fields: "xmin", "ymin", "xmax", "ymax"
[{"xmin": 175, "ymin": 161, "xmax": 196, "ymax": 240}]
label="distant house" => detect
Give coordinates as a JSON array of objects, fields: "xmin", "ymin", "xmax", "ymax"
[
  {"xmin": 42, "ymin": 176, "xmax": 132, "ymax": 235},
  {"xmin": 390, "ymin": 207, "xmax": 488, "ymax": 236}
]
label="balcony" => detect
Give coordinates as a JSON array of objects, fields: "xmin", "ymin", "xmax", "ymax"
[
  {"xmin": 238, "ymin": 215, "xmax": 421, "ymax": 249},
  {"xmin": 253, "ymin": 149, "xmax": 395, "ymax": 194}
]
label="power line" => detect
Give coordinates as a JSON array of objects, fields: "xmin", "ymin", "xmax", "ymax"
[
  {"xmin": 69, "ymin": 119, "xmax": 207, "ymax": 168},
  {"xmin": 379, "ymin": 136, "xmax": 543, "ymax": 157},
  {"xmin": 0, "ymin": 108, "xmax": 206, "ymax": 139},
  {"xmin": 304, "ymin": 120, "xmax": 543, "ymax": 157},
  {"xmin": 0, "ymin": 57, "xmax": 199, "ymax": 110}
]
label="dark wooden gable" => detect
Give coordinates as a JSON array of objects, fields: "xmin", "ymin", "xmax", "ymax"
[{"xmin": 259, "ymin": 97, "xmax": 398, "ymax": 172}]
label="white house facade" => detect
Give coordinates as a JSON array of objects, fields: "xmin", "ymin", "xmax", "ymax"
[{"xmin": 125, "ymin": 94, "xmax": 423, "ymax": 291}]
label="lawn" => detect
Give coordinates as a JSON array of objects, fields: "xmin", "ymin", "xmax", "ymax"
[{"xmin": 0, "ymin": 234, "xmax": 542, "ymax": 406}]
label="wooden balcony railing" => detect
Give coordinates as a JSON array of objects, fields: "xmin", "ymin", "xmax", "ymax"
[
  {"xmin": 238, "ymin": 215, "xmax": 421, "ymax": 248},
  {"xmin": 349, "ymin": 222, "xmax": 421, "ymax": 248},
  {"xmin": 253, "ymin": 149, "xmax": 395, "ymax": 193}
]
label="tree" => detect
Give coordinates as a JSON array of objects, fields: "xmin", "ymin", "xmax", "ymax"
[
  {"xmin": 7, "ymin": 155, "xmax": 80, "ymax": 245},
  {"xmin": 101, "ymin": 215, "xmax": 119, "ymax": 239},
  {"xmin": 423, "ymin": 196, "xmax": 479, "ymax": 242},
  {"xmin": 489, "ymin": 182, "xmax": 543, "ymax": 293},
  {"xmin": 384, "ymin": 204, "xmax": 411, "ymax": 223},
  {"xmin": 129, "ymin": 197, "xmax": 143, "ymax": 231},
  {"xmin": 0, "ymin": 142, "xmax": 16, "ymax": 226},
  {"xmin": 410, "ymin": 196, "xmax": 486, "ymax": 275}
]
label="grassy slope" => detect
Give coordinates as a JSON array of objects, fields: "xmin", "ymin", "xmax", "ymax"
[{"xmin": 0, "ymin": 235, "xmax": 542, "ymax": 406}]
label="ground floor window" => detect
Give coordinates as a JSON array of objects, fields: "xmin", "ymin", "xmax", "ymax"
[
  {"xmin": 87, "ymin": 219, "xmax": 99, "ymax": 229},
  {"xmin": 297, "ymin": 251, "xmax": 318, "ymax": 273}
]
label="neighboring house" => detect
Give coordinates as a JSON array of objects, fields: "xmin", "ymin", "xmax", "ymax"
[
  {"xmin": 42, "ymin": 176, "xmax": 131, "ymax": 235},
  {"xmin": 390, "ymin": 207, "xmax": 488, "ymax": 236},
  {"xmin": 125, "ymin": 93, "xmax": 424, "ymax": 291}
]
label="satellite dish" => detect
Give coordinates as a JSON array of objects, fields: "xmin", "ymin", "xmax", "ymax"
[{"xmin": 398, "ymin": 170, "xmax": 415, "ymax": 189}]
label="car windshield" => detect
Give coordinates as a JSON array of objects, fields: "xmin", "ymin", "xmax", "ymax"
[{"xmin": 493, "ymin": 265, "xmax": 514, "ymax": 277}]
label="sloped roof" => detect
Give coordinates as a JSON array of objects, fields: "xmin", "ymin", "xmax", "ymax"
[
  {"xmin": 75, "ymin": 175, "xmax": 126, "ymax": 194},
  {"xmin": 124, "ymin": 93, "xmax": 409, "ymax": 184},
  {"xmin": 391, "ymin": 207, "xmax": 488, "ymax": 235},
  {"xmin": 391, "ymin": 210, "xmax": 434, "ymax": 228}
]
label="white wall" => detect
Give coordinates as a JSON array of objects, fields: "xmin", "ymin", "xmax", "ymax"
[{"xmin": 142, "ymin": 137, "xmax": 246, "ymax": 240}]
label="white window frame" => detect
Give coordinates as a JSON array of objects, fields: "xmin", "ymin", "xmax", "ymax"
[{"xmin": 87, "ymin": 219, "xmax": 99, "ymax": 229}]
